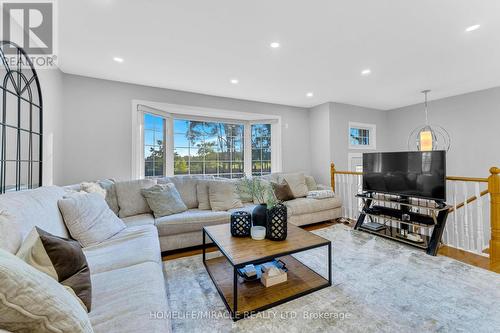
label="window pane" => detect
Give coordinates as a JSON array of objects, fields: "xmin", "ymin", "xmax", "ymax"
[
  {"xmin": 189, "ymin": 162, "xmax": 203, "ymax": 174},
  {"xmin": 144, "ymin": 113, "xmax": 165, "ymax": 177},
  {"xmin": 251, "ymin": 124, "xmax": 272, "ymax": 175}
]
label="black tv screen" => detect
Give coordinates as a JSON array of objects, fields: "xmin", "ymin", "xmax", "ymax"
[{"xmin": 362, "ymin": 151, "xmax": 446, "ymax": 201}]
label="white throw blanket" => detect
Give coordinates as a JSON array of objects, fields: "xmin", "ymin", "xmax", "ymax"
[{"xmin": 307, "ymin": 190, "xmax": 335, "ymax": 199}]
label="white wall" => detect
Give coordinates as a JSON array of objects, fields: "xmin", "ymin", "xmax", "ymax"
[
  {"xmin": 60, "ymin": 74, "xmax": 311, "ymax": 185},
  {"xmin": 309, "ymin": 102, "xmax": 332, "ymax": 185},
  {"xmin": 37, "ymin": 68, "xmax": 65, "ymax": 185},
  {"xmin": 386, "ymin": 87, "xmax": 500, "ymax": 177},
  {"xmin": 330, "ymin": 102, "xmax": 390, "ymax": 171}
]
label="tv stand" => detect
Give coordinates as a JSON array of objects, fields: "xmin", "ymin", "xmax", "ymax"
[{"xmin": 354, "ymin": 193, "xmax": 451, "ymax": 256}]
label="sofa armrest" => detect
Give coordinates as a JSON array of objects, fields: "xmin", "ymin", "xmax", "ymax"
[{"xmin": 316, "ymin": 184, "xmax": 333, "ymax": 191}]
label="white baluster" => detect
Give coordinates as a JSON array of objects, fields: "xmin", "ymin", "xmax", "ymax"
[
  {"xmin": 475, "ymin": 183, "xmax": 484, "ymax": 254},
  {"xmin": 453, "ymin": 182, "xmax": 459, "ymax": 248},
  {"xmin": 462, "ymin": 182, "xmax": 470, "ymax": 251}
]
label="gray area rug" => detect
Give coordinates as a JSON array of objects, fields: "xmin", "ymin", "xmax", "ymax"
[{"xmin": 163, "ymin": 225, "xmax": 500, "ymax": 332}]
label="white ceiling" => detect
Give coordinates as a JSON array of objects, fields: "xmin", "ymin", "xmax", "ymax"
[{"xmin": 58, "ymin": 0, "xmax": 500, "ymax": 110}]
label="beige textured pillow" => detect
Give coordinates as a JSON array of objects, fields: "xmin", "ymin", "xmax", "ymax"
[
  {"xmin": 0, "ymin": 249, "xmax": 94, "ymax": 333},
  {"xmin": 114, "ymin": 179, "xmax": 157, "ymax": 218},
  {"xmin": 281, "ymin": 173, "xmax": 309, "ymax": 198},
  {"xmin": 196, "ymin": 180, "xmax": 212, "ymax": 210},
  {"xmin": 58, "ymin": 192, "xmax": 126, "ymax": 247},
  {"xmin": 305, "ymin": 175, "xmax": 318, "ymax": 191},
  {"xmin": 208, "ymin": 180, "xmax": 243, "ymax": 211}
]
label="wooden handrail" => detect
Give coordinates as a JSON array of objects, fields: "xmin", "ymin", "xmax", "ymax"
[
  {"xmin": 446, "ymin": 176, "xmax": 489, "ymax": 183},
  {"xmin": 448, "ymin": 189, "xmax": 489, "ymax": 213}
]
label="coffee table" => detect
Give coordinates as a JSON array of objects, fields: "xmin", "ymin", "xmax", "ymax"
[{"xmin": 202, "ymin": 224, "xmax": 332, "ymax": 321}]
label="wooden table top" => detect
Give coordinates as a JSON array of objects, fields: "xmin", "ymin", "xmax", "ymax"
[{"xmin": 204, "ymin": 224, "xmax": 330, "ymax": 266}]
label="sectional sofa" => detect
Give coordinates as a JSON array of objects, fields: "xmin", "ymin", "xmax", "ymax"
[
  {"xmin": 114, "ymin": 173, "xmax": 342, "ymax": 252},
  {"xmin": 0, "ymin": 172, "xmax": 341, "ymax": 332}
]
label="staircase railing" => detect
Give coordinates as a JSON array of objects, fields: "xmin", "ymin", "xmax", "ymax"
[{"xmin": 330, "ymin": 163, "xmax": 500, "ymax": 272}]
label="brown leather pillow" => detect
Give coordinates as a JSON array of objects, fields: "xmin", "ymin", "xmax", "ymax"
[
  {"xmin": 16, "ymin": 227, "xmax": 92, "ymax": 312},
  {"xmin": 271, "ymin": 180, "xmax": 295, "ymax": 201}
]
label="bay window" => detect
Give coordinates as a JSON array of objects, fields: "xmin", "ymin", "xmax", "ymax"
[{"xmin": 135, "ymin": 103, "xmax": 280, "ymax": 179}]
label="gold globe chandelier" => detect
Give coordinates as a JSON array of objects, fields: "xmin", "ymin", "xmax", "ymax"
[{"xmin": 408, "ymin": 90, "xmax": 451, "ymax": 151}]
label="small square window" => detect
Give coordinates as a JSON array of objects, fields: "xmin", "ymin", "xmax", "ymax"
[{"xmin": 348, "ymin": 122, "xmax": 376, "ymax": 150}]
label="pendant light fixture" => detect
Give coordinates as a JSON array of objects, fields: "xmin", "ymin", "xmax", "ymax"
[{"xmin": 408, "ymin": 90, "xmax": 451, "ymax": 151}]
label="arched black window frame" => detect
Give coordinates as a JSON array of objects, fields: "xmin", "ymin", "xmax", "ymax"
[{"xmin": 0, "ymin": 41, "xmax": 43, "ymax": 193}]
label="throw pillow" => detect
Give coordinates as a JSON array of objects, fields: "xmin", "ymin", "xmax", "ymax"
[
  {"xmin": 196, "ymin": 180, "xmax": 212, "ymax": 210},
  {"xmin": 0, "ymin": 249, "xmax": 94, "ymax": 333},
  {"xmin": 80, "ymin": 179, "xmax": 120, "ymax": 215},
  {"xmin": 235, "ymin": 178, "xmax": 254, "ymax": 203},
  {"xmin": 141, "ymin": 183, "xmax": 188, "ymax": 218},
  {"xmin": 281, "ymin": 173, "xmax": 309, "ymax": 198},
  {"xmin": 0, "ymin": 211, "xmax": 22, "ymax": 254},
  {"xmin": 157, "ymin": 176, "xmax": 202, "ymax": 209},
  {"xmin": 305, "ymin": 175, "xmax": 318, "ymax": 191},
  {"xmin": 114, "ymin": 179, "xmax": 157, "ymax": 218},
  {"xmin": 58, "ymin": 192, "xmax": 126, "ymax": 247},
  {"xmin": 271, "ymin": 180, "xmax": 295, "ymax": 202},
  {"xmin": 208, "ymin": 180, "xmax": 243, "ymax": 211},
  {"xmin": 252, "ymin": 178, "xmax": 275, "ymax": 204},
  {"xmin": 16, "ymin": 227, "xmax": 92, "ymax": 312}
]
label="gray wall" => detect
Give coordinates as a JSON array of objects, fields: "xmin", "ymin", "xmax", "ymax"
[
  {"xmin": 330, "ymin": 103, "xmax": 390, "ymax": 171},
  {"xmin": 386, "ymin": 87, "xmax": 500, "ymax": 177},
  {"xmin": 60, "ymin": 74, "xmax": 311, "ymax": 185},
  {"xmin": 37, "ymin": 69, "xmax": 65, "ymax": 185},
  {"xmin": 309, "ymin": 103, "xmax": 332, "ymax": 185}
]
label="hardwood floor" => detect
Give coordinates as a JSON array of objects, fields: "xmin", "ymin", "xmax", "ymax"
[{"xmin": 162, "ymin": 219, "xmax": 496, "ymax": 273}]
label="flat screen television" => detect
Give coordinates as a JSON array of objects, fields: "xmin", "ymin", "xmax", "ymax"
[{"xmin": 362, "ymin": 151, "xmax": 446, "ymax": 201}]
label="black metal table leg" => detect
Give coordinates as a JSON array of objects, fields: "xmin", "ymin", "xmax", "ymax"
[
  {"xmin": 328, "ymin": 242, "xmax": 332, "ymax": 285},
  {"xmin": 202, "ymin": 229, "xmax": 206, "ymax": 262},
  {"xmin": 233, "ymin": 266, "xmax": 238, "ymax": 321}
]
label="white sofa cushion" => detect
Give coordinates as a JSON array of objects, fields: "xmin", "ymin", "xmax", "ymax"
[
  {"xmin": 58, "ymin": 193, "xmax": 126, "ymax": 247},
  {"xmin": 155, "ymin": 209, "xmax": 229, "ymax": 236},
  {"xmin": 121, "ymin": 213, "xmax": 155, "ymax": 227},
  {"xmin": 284, "ymin": 197, "xmax": 343, "ymax": 216},
  {"xmin": 208, "ymin": 180, "xmax": 243, "ymax": 211},
  {"xmin": 83, "ymin": 225, "xmax": 161, "ymax": 274},
  {"xmin": 0, "ymin": 186, "xmax": 68, "ymax": 245},
  {"xmin": 115, "ymin": 179, "xmax": 157, "ymax": 218},
  {"xmin": 0, "ymin": 212, "xmax": 22, "ymax": 254},
  {"xmin": 0, "ymin": 249, "xmax": 94, "ymax": 333},
  {"xmin": 88, "ymin": 262, "xmax": 171, "ymax": 333}
]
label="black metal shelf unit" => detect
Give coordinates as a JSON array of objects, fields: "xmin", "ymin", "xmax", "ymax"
[
  {"xmin": 0, "ymin": 41, "xmax": 43, "ymax": 193},
  {"xmin": 354, "ymin": 193, "xmax": 450, "ymax": 256}
]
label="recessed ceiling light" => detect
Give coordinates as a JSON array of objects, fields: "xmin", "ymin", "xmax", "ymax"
[
  {"xmin": 361, "ymin": 69, "xmax": 371, "ymax": 76},
  {"xmin": 113, "ymin": 57, "xmax": 124, "ymax": 63},
  {"xmin": 270, "ymin": 42, "xmax": 280, "ymax": 48},
  {"xmin": 230, "ymin": 79, "xmax": 239, "ymax": 84},
  {"xmin": 306, "ymin": 92, "xmax": 314, "ymax": 98},
  {"xmin": 465, "ymin": 24, "xmax": 480, "ymax": 32}
]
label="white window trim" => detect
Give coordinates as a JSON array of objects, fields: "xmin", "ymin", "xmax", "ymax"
[
  {"xmin": 131, "ymin": 100, "xmax": 282, "ymax": 179},
  {"xmin": 348, "ymin": 121, "xmax": 376, "ymax": 150}
]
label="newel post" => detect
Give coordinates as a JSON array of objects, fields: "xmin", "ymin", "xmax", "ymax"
[
  {"xmin": 488, "ymin": 167, "xmax": 500, "ymax": 271},
  {"xmin": 331, "ymin": 163, "xmax": 336, "ymax": 192}
]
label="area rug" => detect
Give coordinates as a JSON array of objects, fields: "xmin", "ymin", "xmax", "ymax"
[{"xmin": 163, "ymin": 225, "xmax": 500, "ymax": 332}]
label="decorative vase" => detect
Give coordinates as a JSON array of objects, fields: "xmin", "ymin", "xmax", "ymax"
[
  {"xmin": 266, "ymin": 203, "xmax": 287, "ymax": 241},
  {"xmin": 252, "ymin": 204, "xmax": 268, "ymax": 227},
  {"xmin": 230, "ymin": 211, "xmax": 251, "ymax": 237}
]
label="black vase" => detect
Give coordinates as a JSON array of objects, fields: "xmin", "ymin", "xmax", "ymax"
[
  {"xmin": 252, "ymin": 204, "xmax": 268, "ymax": 227},
  {"xmin": 266, "ymin": 204, "xmax": 288, "ymax": 241}
]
